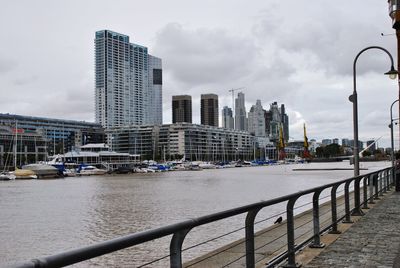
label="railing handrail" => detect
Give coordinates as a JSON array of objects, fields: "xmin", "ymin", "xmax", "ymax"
[{"xmin": 11, "ymin": 167, "xmax": 393, "ymax": 268}]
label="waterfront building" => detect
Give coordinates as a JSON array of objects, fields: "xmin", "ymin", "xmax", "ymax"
[
  {"xmin": 95, "ymin": 30, "xmax": 162, "ymax": 128},
  {"xmin": 265, "ymin": 102, "xmax": 289, "ymax": 143},
  {"xmin": 222, "ymin": 106, "xmax": 234, "ymax": 129},
  {"xmin": 201, "ymin": 94, "xmax": 219, "ymax": 127},
  {"xmin": 148, "ymin": 55, "xmax": 163, "ymax": 125},
  {"xmin": 349, "ymin": 139, "xmax": 364, "ymax": 150},
  {"xmin": 107, "ymin": 123, "xmax": 256, "ymax": 162},
  {"xmin": 366, "ymin": 140, "xmax": 377, "ymax": 152},
  {"xmin": 248, "ymin": 100, "xmax": 266, "ymax": 137},
  {"xmin": 322, "ymin": 139, "xmax": 332, "ymax": 146},
  {"xmin": 0, "ymin": 113, "xmax": 105, "ymax": 157},
  {"xmin": 0, "ymin": 125, "xmax": 47, "ymax": 170},
  {"xmin": 342, "ymin": 138, "xmax": 351, "ymax": 147},
  {"xmin": 172, "ymin": 95, "xmax": 192, "ymax": 123},
  {"xmin": 235, "ymin": 92, "xmax": 248, "ymax": 131},
  {"xmin": 280, "ymin": 104, "xmax": 289, "ymax": 141}
]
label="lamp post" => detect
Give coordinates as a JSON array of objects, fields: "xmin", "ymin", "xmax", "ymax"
[
  {"xmin": 390, "ymin": 99, "xmax": 400, "ymax": 191},
  {"xmin": 349, "ymin": 46, "xmax": 398, "ymax": 215}
]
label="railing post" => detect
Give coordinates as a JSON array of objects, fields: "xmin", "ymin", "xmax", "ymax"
[
  {"xmin": 329, "ymin": 184, "xmax": 341, "ymax": 234},
  {"xmin": 309, "ymin": 190, "xmax": 325, "ymax": 248},
  {"xmin": 282, "ymin": 196, "xmax": 301, "ymax": 268},
  {"xmin": 374, "ymin": 173, "xmax": 380, "ymax": 200},
  {"xmin": 379, "ymin": 171, "xmax": 384, "ymax": 196},
  {"xmin": 383, "ymin": 170, "xmax": 387, "ymax": 193},
  {"xmin": 342, "ymin": 181, "xmax": 353, "ymax": 223},
  {"xmin": 362, "ymin": 176, "xmax": 369, "ymax": 209},
  {"xmin": 368, "ymin": 174, "xmax": 375, "ymax": 204},
  {"xmin": 170, "ymin": 229, "xmax": 191, "ymax": 268},
  {"xmin": 351, "ymin": 177, "xmax": 364, "ymax": 216},
  {"xmin": 245, "ymin": 208, "xmax": 261, "ymax": 268}
]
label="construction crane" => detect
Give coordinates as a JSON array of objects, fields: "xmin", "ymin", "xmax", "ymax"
[{"xmin": 228, "ymin": 87, "xmax": 245, "ymax": 117}]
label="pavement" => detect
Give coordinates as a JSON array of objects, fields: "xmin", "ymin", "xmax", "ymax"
[
  {"xmin": 305, "ymin": 190, "xmax": 400, "ymax": 268},
  {"xmin": 184, "ymin": 188, "xmax": 400, "ymax": 268}
]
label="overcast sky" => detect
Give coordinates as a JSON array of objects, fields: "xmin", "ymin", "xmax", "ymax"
[{"xmin": 0, "ymin": 0, "xmax": 399, "ymax": 147}]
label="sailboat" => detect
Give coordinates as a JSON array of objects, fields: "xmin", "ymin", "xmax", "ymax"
[
  {"xmin": 11, "ymin": 121, "xmax": 37, "ymax": 179},
  {"xmin": 0, "ymin": 128, "xmax": 16, "ymax": 180}
]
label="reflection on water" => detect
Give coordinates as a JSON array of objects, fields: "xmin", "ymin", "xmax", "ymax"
[{"xmin": 0, "ymin": 161, "xmax": 388, "ymax": 267}]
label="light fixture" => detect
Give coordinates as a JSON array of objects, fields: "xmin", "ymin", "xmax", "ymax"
[{"xmin": 384, "ymin": 65, "xmax": 399, "ymax": 80}]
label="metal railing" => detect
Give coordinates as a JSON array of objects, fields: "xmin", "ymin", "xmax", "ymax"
[{"xmin": 12, "ymin": 167, "xmax": 394, "ymax": 268}]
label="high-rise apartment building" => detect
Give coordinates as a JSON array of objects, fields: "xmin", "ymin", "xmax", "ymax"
[
  {"xmin": 235, "ymin": 92, "xmax": 248, "ymax": 131},
  {"xmin": 201, "ymin": 94, "xmax": 219, "ymax": 127},
  {"xmin": 172, "ymin": 95, "xmax": 192, "ymax": 123},
  {"xmin": 95, "ymin": 30, "xmax": 162, "ymax": 128},
  {"xmin": 222, "ymin": 106, "xmax": 234, "ymax": 129},
  {"xmin": 248, "ymin": 100, "xmax": 266, "ymax": 137}
]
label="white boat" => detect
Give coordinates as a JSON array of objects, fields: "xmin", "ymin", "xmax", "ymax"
[
  {"xmin": 198, "ymin": 162, "xmax": 216, "ymax": 169},
  {"xmin": 78, "ymin": 165, "xmax": 107, "ymax": 176},
  {"xmin": 22, "ymin": 164, "xmax": 60, "ymax": 179},
  {"xmin": 0, "ymin": 172, "xmax": 15, "ymax": 181}
]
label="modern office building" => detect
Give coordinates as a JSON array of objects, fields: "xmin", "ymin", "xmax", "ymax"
[
  {"xmin": 107, "ymin": 123, "xmax": 255, "ymax": 162},
  {"xmin": 248, "ymin": 100, "xmax": 266, "ymax": 137},
  {"xmin": 235, "ymin": 92, "xmax": 248, "ymax": 131},
  {"xmin": 264, "ymin": 102, "xmax": 289, "ymax": 142},
  {"xmin": 322, "ymin": 139, "xmax": 332, "ymax": 146},
  {"xmin": 95, "ymin": 30, "xmax": 162, "ymax": 128},
  {"xmin": 172, "ymin": 95, "xmax": 192, "ymax": 123},
  {"xmin": 333, "ymin": 138, "xmax": 339, "ymax": 144},
  {"xmin": 222, "ymin": 106, "xmax": 234, "ymax": 129},
  {"xmin": 342, "ymin": 138, "xmax": 351, "ymax": 147},
  {"xmin": 147, "ymin": 55, "xmax": 163, "ymax": 125},
  {"xmin": 200, "ymin": 94, "xmax": 219, "ymax": 127},
  {"xmin": 366, "ymin": 140, "xmax": 377, "ymax": 152},
  {"xmin": 0, "ymin": 113, "xmax": 105, "ymax": 165}
]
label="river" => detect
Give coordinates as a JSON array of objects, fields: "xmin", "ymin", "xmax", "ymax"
[{"xmin": 0, "ymin": 161, "xmax": 389, "ymax": 267}]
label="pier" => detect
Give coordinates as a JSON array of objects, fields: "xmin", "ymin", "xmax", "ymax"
[{"xmin": 10, "ymin": 165, "xmax": 398, "ymax": 268}]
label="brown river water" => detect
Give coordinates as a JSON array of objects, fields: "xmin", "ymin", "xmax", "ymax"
[{"xmin": 0, "ymin": 161, "xmax": 388, "ymax": 267}]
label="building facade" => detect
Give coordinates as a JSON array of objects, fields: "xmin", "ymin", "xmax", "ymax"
[
  {"xmin": 201, "ymin": 94, "xmax": 219, "ymax": 127},
  {"xmin": 0, "ymin": 113, "xmax": 105, "ymax": 165},
  {"xmin": 248, "ymin": 100, "xmax": 266, "ymax": 137},
  {"xmin": 265, "ymin": 102, "xmax": 289, "ymax": 143},
  {"xmin": 107, "ymin": 123, "xmax": 256, "ymax": 162},
  {"xmin": 95, "ymin": 30, "xmax": 162, "ymax": 128},
  {"xmin": 235, "ymin": 92, "xmax": 248, "ymax": 131},
  {"xmin": 172, "ymin": 95, "xmax": 192, "ymax": 123},
  {"xmin": 222, "ymin": 106, "xmax": 234, "ymax": 129}
]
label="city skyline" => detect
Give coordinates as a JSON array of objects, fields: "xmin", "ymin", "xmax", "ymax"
[{"xmin": 0, "ymin": 1, "xmax": 398, "ymax": 146}]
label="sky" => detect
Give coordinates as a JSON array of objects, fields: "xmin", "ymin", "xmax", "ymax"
[{"xmin": 0, "ymin": 0, "xmax": 399, "ymax": 147}]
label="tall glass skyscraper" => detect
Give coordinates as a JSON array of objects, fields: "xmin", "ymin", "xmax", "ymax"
[
  {"xmin": 95, "ymin": 30, "xmax": 162, "ymax": 128},
  {"xmin": 235, "ymin": 92, "xmax": 248, "ymax": 131}
]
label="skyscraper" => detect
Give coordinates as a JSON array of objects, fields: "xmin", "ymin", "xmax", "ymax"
[
  {"xmin": 222, "ymin": 106, "xmax": 234, "ymax": 129},
  {"xmin": 235, "ymin": 92, "xmax": 248, "ymax": 131},
  {"xmin": 248, "ymin": 100, "xmax": 266, "ymax": 137},
  {"xmin": 172, "ymin": 95, "xmax": 192, "ymax": 123},
  {"xmin": 95, "ymin": 30, "xmax": 162, "ymax": 128},
  {"xmin": 201, "ymin": 94, "xmax": 219, "ymax": 127}
]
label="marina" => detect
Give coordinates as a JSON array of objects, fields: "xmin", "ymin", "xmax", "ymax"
[{"xmin": 0, "ymin": 161, "xmax": 388, "ymax": 267}]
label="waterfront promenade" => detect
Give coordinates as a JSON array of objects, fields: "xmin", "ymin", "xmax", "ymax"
[{"xmin": 185, "ymin": 188, "xmax": 399, "ymax": 267}]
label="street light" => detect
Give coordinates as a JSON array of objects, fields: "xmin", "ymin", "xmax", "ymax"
[
  {"xmin": 390, "ymin": 99, "xmax": 399, "ymax": 191},
  {"xmin": 349, "ymin": 46, "xmax": 398, "ymax": 215}
]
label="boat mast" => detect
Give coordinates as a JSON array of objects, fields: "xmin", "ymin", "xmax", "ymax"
[{"xmin": 14, "ymin": 120, "xmax": 17, "ymax": 170}]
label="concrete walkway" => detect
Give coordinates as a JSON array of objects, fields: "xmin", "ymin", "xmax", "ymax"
[
  {"xmin": 185, "ymin": 188, "xmax": 398, "ymax": 268},
  {"xmin": 305, "ymin": 190, "xmax": 400, "ymax": 268}
]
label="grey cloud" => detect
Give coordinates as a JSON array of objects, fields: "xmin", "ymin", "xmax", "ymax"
[
  {"xmin": 154, "ymin": 23, "xmax": 259, "ymax": 86},
  {"xmin": 0, "ymin": 57, "xmax": 17, "ymax": 75}
]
